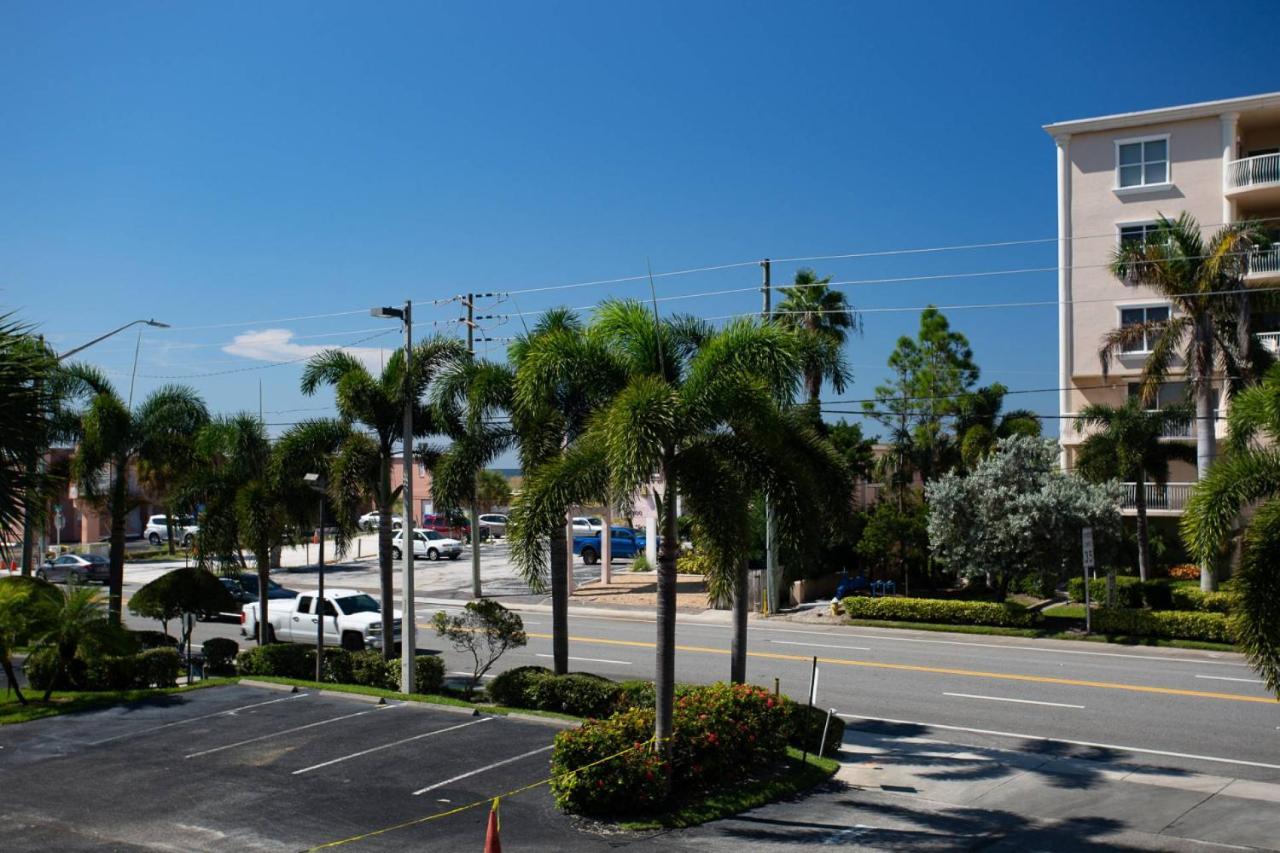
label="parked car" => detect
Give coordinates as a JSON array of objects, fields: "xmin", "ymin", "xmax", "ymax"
[
  {"xmin": 421, "ymin": 512, "xmax": 478, "ymax": 543},
  {"xmin": 241, "ymin": 588, "xmax": 401, "ymax": 651},
  {"xmin": 357, "ymin": 511, "xmax": 403, "ymax": 532},
  {"xmin": 142, "ymin": 514, "xmax": 198, "ymax": 547},
  {"xmin": 208, "ymin": 573, "xmax": 299, "ymax": 622},
  {"xmin": 477, "ymin": 513, "xmax": 508, "ymax": 538},
  {"xmin": 391, "ymin": 528, "xmax": 464, "ymax": 561},
  {"xmin": 571, "ymin": 516, "xmax": 604, "ymax": 535},
  {"xmin": 37, "ymin": 553, "xmax": 110, "ymax": 584},
  {"xmin": 572, "ymin": 527, "xmax": 650, "ymax": 565}
]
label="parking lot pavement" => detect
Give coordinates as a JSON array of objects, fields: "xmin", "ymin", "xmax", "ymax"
[{"xmin": 0, "ymin": 684, "xmax": 642, "ymax": 852}]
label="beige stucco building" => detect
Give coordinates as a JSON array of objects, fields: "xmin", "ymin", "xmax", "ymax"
[{"xmin": 1045, "ymin": 92, "xmax": 1280, "ymax": 515}]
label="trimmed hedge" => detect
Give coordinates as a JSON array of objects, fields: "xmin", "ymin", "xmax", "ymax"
[
  {"xmin": 234, "ymin": 644, "xmax": 443, "ymax": 693},
  {"xmin": 1067, "ymin": 576, "xmax": 1143, "ymax": 608},
  {"xmin": 237, "ymin": 643, "xmax": 316, "ymax": 679},
  {"xmin": 487, "ymin": 665, "xmax": 554, "ymax": 707},
  {"xmin": 1068, "ymin": 578, "xmax": 1236, "ymax": 615},
  {"xmin": 1092, "ymin": 608, "xmax": 1233, "ymax": 643},
  {"xmin": 25, "ymin": 647, "xmax": 181, "ymax": 691},
  {"xmin": 202, "ymin": 638, "xmax": 239, "ymax": 676},
  {"xmin": 842, "ymin": 596, "xmax": 1040, "ymax": 628},
  {"xmin": 526, "ymin": 673, "xmax": 619, "ymax": 718},
  {"xmin": 1169, "ymin": 588, "xmax": 1235, "ymax": 614}
]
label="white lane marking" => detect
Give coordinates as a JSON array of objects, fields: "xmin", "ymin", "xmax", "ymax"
[
  {"xmin": 771, "ymin": 640, "xmax": 871, "ymax": 652},
  {"xmin": 292, "ymin": 718, "xmax": 493, "ymax": 775},
  {"xmin": 449, "ymin": 671, "xmax": 496, "ymax": 679},
  {"xmin": 413, "ymin": 745, "xmax": 554, "ymax": 795},
  {"xmin": 943, "ymin": 692, "xmax": 1085, "ymax": 709},
  {"xmin": 90, "ymin": 693, "xmax": 308, "ymax": 746},
  {"xmin": 535, "ymin": 653, "xmax": 632, "ymax": 666},
  {"xmin": 1195, "ymin": 675, "xmax": 1265, "ymax": 685},
  {"xmin": 184, "ymin": 704, "xmax": 398, "ymax": 759},
  {"xmin": 838, "ymin": 713, "xmax": 1280, "ymax": 771}
]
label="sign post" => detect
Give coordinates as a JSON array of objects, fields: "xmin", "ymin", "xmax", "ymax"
[{"xmin": 1081, "ymin": 527, "xmax": 1095, "ymax": 634}]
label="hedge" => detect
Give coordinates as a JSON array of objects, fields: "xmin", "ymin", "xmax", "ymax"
[
  {"xmin": 1169, "ymin": 588, "xmax": 1235, "ymax": 614},
  {"xmin": 841, "ymin": 596, "xmax": 1040, "ymax": 628},
  {"xmin": 487, "ymin": 665, "xmax": 554, "ymax": 707},
  {"xmin": 1091, "ymin": 608, "xmax": 1233, "ymax": 643},
  {"xmin": 202, "ymin": 638, "xmax": 239, "ymax": 676},
  {"xmin": 25, "ymin": 647, "xmax": 182, "ymax": 691},
  {"xmin": 1068, "ymin": 578, "xmax": 1236, "ymax": 615},
  {"xmin": 235, "ymin": 645, "xmax": 443, "ymax": 693}
]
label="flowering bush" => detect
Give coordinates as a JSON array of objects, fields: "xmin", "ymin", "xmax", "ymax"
[
  {"xmin": 550, "ymin": 707, "xmax": 667, "ymax": 816},
  {"xmin": 1169, "ymin": 564, "xmax": 1201, "ymax": 580}
]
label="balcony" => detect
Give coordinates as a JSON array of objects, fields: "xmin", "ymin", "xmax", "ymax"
[
  {"xmin": 1247, "ymin": 246, "xmax": 1280, "ymax": 283},
  {"xmin": 1063, "ymin": 412, "xmax": 1194, "ymax": 444},
  {"xmin": 1120, "ymin": 482, "xmax": 1194, "ymax": 515},
  {"xmin": 1226, "ymin": 152, "xmax": 1280, "ymax": 202},
  {"xmin": 1259, "ymin": 331, "xmax": 1280, "ymax": 355}
]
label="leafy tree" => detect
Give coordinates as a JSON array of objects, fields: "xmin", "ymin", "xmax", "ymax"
[
  {"xmin": 63, "ymin": 366, "xmax": 208, "ymax": 624},
  {"xmin": 1074, "ymin": 399, "xmax": 1194, "ymax": 581},
  {"xmin": 773, "ymin": 268, "xmax": 857, "ymax": 406},
  {"xmin": 0, "ymin": 316, "xmax": 57, "ymax": 569},
  {"xmin": 926, "ymin": 436, "xmax": 1122, "ymax": 600},
  {"xmin": 128, "ymin": 568, "xmax": 236, "ymax": 651},
  {"xmin": 475, "ymin": 470, "xmax": 511, "ymax": 510},
  {"xmin": 0, "ymin": 576, "xmax": 61, "ymax": 704},
  {"xmin": 954, "ymin": 384, "xmax": 1041, "ymax": 469},
  {"xmin": 300, "ymin": 338, "xmax": 465, "ymax": 658},
  {"xmin": 855, "ymin": 497, "xmax": 928, "ymax": 589},
  {"xmin": 827, "ymin": 419, "xmax": 876, "ymax": 480},
  {"xmin": 431, "ymin": 599, "xmax": 526, "ymax": 697},
  {"xmin": 1101, "ymin": 213, "xmax": 1269, "ymax": 590},
  {"xmin": 1182, "ymin": 365, "xmax": 1280, "ymax": 695}
]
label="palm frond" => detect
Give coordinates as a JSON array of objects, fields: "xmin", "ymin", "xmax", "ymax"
[{"xmin": 1182, "ymin": 447, "xmax": 1280, "ymax": 563}]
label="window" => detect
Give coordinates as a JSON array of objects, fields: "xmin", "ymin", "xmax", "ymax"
[
  {"xmin": 1128, "ymin": 380, "xmax": 1188, "ymax": 409},
  {"xmin": 1119, "ymin": 222, "xmax": 1162, "ymax": 247},
  {"xmin": 1119, "ymin": 305, "xmax": 1169, "ymax": 353},
  {"xmin": 336, "ymin": 594, "xmax": 379, "ymax": 614},
  {"xmin": 297, "ymin": 596, "xmax": 313, "ymax": 615},
  {"xmin": 1117, "ymin": 137, "xmax": 1168, "ymax": 188}
]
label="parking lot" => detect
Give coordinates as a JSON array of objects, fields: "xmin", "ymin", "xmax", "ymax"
[{"xmin": 0, "ymin": 684, "xmax": 636, "ymax": 851}]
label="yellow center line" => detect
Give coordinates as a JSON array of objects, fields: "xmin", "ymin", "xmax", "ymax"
[{"xmin": 525, "ymin": 632, "xmax": 1277, "ymax": 705}]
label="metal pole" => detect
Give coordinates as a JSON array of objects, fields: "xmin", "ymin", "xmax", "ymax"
[
  {"xmin": 401, "ymin": 300, "xmax": 416, "ymax": 694},
  {"xmin": 467, "ymin": 294, "xmax": 482, "ymax": 599},
  {"xmin": 761, "ymin": 259, "xmax": 777, "ymax": 614},
  {"xmin": 315, "ymin": 496, "xmax": 325, "ymax": 682},
  {"xmin": 818, "ymin": 708, "xmax": 835, "ymax": 758},
  {"xmin": 802, "ymin": 655, "xmax": 817, "ymax": 766}
]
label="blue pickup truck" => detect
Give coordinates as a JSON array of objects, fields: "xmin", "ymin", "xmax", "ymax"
[{"xmin": 573, "ymin": 526, "xmax": 651, "ymax": 565}]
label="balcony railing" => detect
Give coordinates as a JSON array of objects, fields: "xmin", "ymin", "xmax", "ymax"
[
  {"xmin": 1247, "ymin": 246, "xmax": 1280, "ymax": 281},
  {"xmin": 1227, "ymin": 152, "xmax": 1280, "ymax": 192},
  {"xmin": 1065, "ymin": 412, "xmax": 1192, "ymax": 441},
  {"xmin": 1120, "ymin": 482, "xmax": 1194, "ymax": 512},
  {"xmin": 1259, "ymin": 331, "xmax": 1280, "ymax": 355}
]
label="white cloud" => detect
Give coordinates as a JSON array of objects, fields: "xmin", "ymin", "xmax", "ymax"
[{"xmin": 222, "ymin": 328, "xmax": 388, "ymax": 371}]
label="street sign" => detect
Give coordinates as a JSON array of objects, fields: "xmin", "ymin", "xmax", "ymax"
[
  {"xmin": 1082, "ymin": 527, "xmax": 1095, "ymax": 634},
  {"xmin": 1081, "ymin": 527, "xmax": 1095, "ymax": 572}
]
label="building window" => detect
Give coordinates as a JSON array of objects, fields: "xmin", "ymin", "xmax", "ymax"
[
  {"xmin": 1119, "ymin": 222, "xmax": 1161, "ymax": 247},
  {"xmin": 1119, "ymin": 305, "xmax": 1169, "ymax": 353},
  {"xmin": 1117, "ymin": 137, "xmax": 1168, "ymax": 188}
]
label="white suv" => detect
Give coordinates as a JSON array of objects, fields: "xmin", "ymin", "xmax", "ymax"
[{"xmin": 143, "ymin": 514, "xmax": 198, "ymax": 547}]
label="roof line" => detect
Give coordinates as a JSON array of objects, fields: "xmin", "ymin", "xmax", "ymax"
[{"xmin": 1043, "ymin": 90, "xmax": 1280, "ymax": 136}]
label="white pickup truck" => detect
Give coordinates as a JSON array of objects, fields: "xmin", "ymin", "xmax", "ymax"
[{"xmin": 241, "ymin": 588, "xmax": 402, "ymax": 652}]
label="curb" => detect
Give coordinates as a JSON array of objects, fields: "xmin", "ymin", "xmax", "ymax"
[{"xmin": 238, "ymin": 679, "xmax": 301, "ymax": 693}]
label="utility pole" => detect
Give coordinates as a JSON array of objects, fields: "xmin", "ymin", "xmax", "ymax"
[
  {"xmin": 21, "ymin": 335, "xmax": 45, "ymax": 576},
  {"xmin": 401, "ymin": 300, "xmax": 416, "ymax": 691},
  {"xmin": 761, "ymin": 259, "xmax": 779, "ymax": 612},
  {"xmin": 465, "ymin": 293, "xmax": 483, "ymax": 599}
]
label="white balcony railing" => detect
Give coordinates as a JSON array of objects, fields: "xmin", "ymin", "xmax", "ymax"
[
  {"xmin": 1120, "ymin": 482, "xmax": 1194, "ymax": 512},
  {"xmin": 1065, "ymin": 412, "xmax": 1193, "ymax": 442},
  {"xmin": 1247, "ymin": 246, "xmax": 1280, "ymax": 281},
  {"xmin": 1258, "ymin": 331, "xmax": 1280, "ymax": 355},
  {"xmin": 1227, "ymin": 152, "xmax": 1280, "ymax": 192}
]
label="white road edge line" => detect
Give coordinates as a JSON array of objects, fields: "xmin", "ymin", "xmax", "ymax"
[
  {"xmin": 838, "ymin": 713, "xmax": 1280, "ymax": 771},
  {"xmin": 292, "ymin": 718, "xmax": 493, "ymax": 775},
  {"xmin": 1195, "ymin": 675, "xmax": 1265, "ymax": 684},
  {"xmin": 943, "ymin": 692, "xmax": 1085, "ymax": 709},
  {"xmin": 535, "ymin": 654, "xmax": 632, "ymax": 666},
  {"xmin": 413, "ymin": 745, "xmax": 554, "ymax": 796},
  {"xmin": 90, "ymin": 693, "xmax": 309, "ymax": 746},
  {"xmin": 184, "ymin": 704, "xmax": 398, "ymax": 759},
  {"xmin": 771, "ymin": 640, "xmax": 872, "ymax": 652}
]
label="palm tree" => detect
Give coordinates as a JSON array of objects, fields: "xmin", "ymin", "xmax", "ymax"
[
  {"xmin": 508, "ymin": 301, "xmax": 813, "ymax": 756},
  {"xmin": 31, "ymin": 584, "xmax": 121, "ymax": 702},
  {"xmin": 300, "ymin": 338, "xmax": 465, "ymax": 658},
  {"xmin": 1074, "ymin": 399, "xmax": 1194, "ymax": 581},
  {"xmin": 1100, "ymin": 213, "xmax": 1269, "ymax": 590},
  {"xmin": 64, "ymin": 366, "xmax": 207, "ymax": 624},
  {"xmin": 0, "ymin": 576, "xmax": 60, "ymax": 704},
  {"xmin": 954, "ymin": 384, "xmax": 1041, "ymax": 469},
  {"xmin": 1182, "ymin": 365, "xmax": 1280, "ymax": 696},
  {"xmin": 774, "ymin": 268, "xmax": 857, "ymax": 407}
]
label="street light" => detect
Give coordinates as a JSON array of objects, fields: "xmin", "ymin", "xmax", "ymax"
[
  {"xmin": 57, "ymin": 318, "xmax": 170, "ymax": 362},
  {"xmin": 371, "ymin": 301, "xmax": 415, "ymax": 693},
  {"xmin": 304, "ymin": 472, "xmax": 327, "ymax": 682}
]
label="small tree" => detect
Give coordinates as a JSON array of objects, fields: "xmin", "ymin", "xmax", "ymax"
[
  {"xmin": 475, "ymin": 469, "xmax": 512, "ymax": 510},
  {"xmin": 31, "ymin": 585, "xmax": 126, "ymax": 702},
  {"xmin": 926, "ymin": 436, "xmax": 1122, "ymax": 600},
  {"xmin": 128, "ymin": 568, "xmax": 236, "ymax": 651},
  {"xmin": 856, "ymin": 497, "xmax": 928, "ymax": 590},
  {"xmin": 431, "ymin": 599, "xmax": 526, "ymax": 697},
  {"xmin": 0, "ymin": 577, "xmax": 61, "ymax": 704}
]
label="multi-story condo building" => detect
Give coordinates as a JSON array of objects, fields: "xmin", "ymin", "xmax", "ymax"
[{"xmin": 1045, "ymin": 91, "xmax": 1280, "ymax": 516}]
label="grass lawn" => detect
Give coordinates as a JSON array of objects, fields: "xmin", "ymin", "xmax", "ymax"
[
  {"xmin": 1, "ymin": 678, "xmax": 234, "ymax": 726},
  {"xmin": 618, "ymin": 747, "xmax": 840, "ymax": 831},
  {"xmin": 1044, "ymin": 604, "xmax": 1087, "ymax": 619}
]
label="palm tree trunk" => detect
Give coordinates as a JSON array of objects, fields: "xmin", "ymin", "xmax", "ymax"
[
  {"xmin": 2, "ymin": 658, "xmax": 26, "ymax": 705},
  {"xmin": 1135, "ymin": 472, "xmax": 1150, "ymax": 582},
  {"xmin": 165, "ymin": 512, "xmax": 176, "ymax": 555},
  {"xmin": 548, "ymin": 517, "xmax": 569, "ymax": 675},
  {"xmin": 730, "ymin": 559, "xmax": 748, "ymax": 684},
  {"xmin": 1195, "ymin": 362, "xmax": 1218, "ymax": 592},
  {"xmin": 655, "ymin": 454, "xmax": 678, "ymax": 759},
  {"xmin": 107, "ymin": 457, "xmax": 129, "ymax": 626}
]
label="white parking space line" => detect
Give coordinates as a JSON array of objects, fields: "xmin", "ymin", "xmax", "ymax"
[
  {"xmin": 943, "ymin": 692, "xmax": 1085, "ymax": 709},
  {"xmin": 838, "ymin": 713, "xmax": 1280, "ymax": 771},
  {"xmin": 771, "ymin": 640, "xmax": 871, "ymax": 652},
  {"xmin": 1195, "ymin": 675, "xmax": 1265, "ymax": 684},
  {"xmin": 292, "ymin": 717, "xmax": 493, "ymax": 775},
  {"xmin": 413, "ymin": 744, "xmax": 554, "ymax": 795},
  {"xmin": 184, "ymin": 704, "xmax": 399, "ymax": 759},
  {"xmin": 535, "ymin": 654, "xmax": 632, "ymax": 666},
  {"xmin": 89, "ymin": 693, "xmax": 309, "ymax": 746}
]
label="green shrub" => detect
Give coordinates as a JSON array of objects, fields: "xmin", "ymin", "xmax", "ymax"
[
  {"xmin": 202, "ymin": 638, "xmax": 239, "ymax": 676},
  {"xmin": 1140, "ymin": 581, "xmax": 1173, "ymax": 610},
  {"xmin": 349, "ymin": 650, "xmax": 399, "ymax": 690},
  {"xmin": 631, "ymin": 552, "xmax": 651, "ymax": 572},
  {"xmin": 842, "ymin": 596, "xmax": 1040, "ymax": 628},
  {"xmin": 1169, "ymin": 587, "xmax": 1235, "ymax": 614},
  {"xmin": 413, "ymin": 655, "xmax": 445, "ymax": 694},
  {"xmin": 613, "ymin": 679, "xmax": 656, "ymax": 713},
  {"xmin": 487, "ymin": 665, "xmax": 554, "ymax": 706},
  {"xmin": 237, "ymin": 643, "xmax": 316, "ymax": 679},
  {"xmin": 137, "ymin": 648, "xmax": 182, "ymax": 687},
  {"xmin": 23, "ymin": 647, "xmax": 81, "ymax": 691},
  {"xmin": 1011, "ymin": 572, "xmax": 1057, "ymax": 599},
  {"xmin": 130, "ymin": 630, "xmax": 179, "ymax": 650},
  {"xmin": 785, "ymin": 703, "xmax": 845, "ymax": 755},
  {"xmin": 1092, "ymin": 608, "xmax": 1233, "ymax": 643},
  {"xmin": 526, "ymin": 673, "xmax": 618, "ymax": 717},
  {"xmin": 83, "ymin": 654, "xmax": 140, "ymax": 691},
  {"xmin": 676, "ymin": 550, "xmax": 714, "ymax": 576},
  {"xmin": 1067, "ymin": 576, "xmax": 1142, "ymax": 608},
  {"xmin": 551, "ymin": 706, "xmax": 666, "ymax": 816}
]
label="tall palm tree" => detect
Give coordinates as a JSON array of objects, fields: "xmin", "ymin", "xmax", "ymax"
[
  {"xmin": 954, "ymin": 384, "xmax": 1041, "ymax": 469},
  {"xmin": 1100, "ymin": 213, "xmax": 1269, "ymax": 590},
  {"xmin": 300, "ymin": 338, "xmax": 465, "ymax": 658},
  {"xmin": 64, "ymin": 366, "xmax": 207, "ymax": 624},
  {"xmin": 1182, "ymin": 365, "xmax": 1280, "ymax": 696},
  {"xmin": 508, "ymin": 301, "xmax": 810, "ymax": 757},
  {"xmin": 774, "ymin": 268, "xmax": 857, "ymax": 407},
  {"xmin": 1074, "ymin": 399, "xmax": 1195, "ymax": 581}
]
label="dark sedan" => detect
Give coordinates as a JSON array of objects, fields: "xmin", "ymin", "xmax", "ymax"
[
  {"xmin": 37, "ymin": 553, "xmax": 110, "ymax": 585},
  {"xmin": 202, "ymin": 573, "xmax": 298, "ymax": 621}
]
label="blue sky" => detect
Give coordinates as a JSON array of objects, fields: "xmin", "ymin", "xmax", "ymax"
[{"xmin": 4, "ymin": 1, "xmax": 1279, "ymax": 455}]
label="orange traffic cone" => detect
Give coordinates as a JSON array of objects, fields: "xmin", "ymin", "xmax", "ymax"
[{"xmin": 483, "ymin": 797, "xmax": 501, "ymax": 853}]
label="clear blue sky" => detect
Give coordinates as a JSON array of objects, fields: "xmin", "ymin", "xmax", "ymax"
[{"xmin": 4, "ymin": 1, "xmax": 1278, "ymax": 454}]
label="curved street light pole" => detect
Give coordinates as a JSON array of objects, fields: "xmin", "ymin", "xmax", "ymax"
[{"xmin": 57, "ymin": 318, "xmax": 170, "ymax": 362}]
